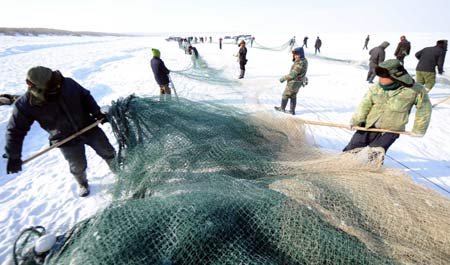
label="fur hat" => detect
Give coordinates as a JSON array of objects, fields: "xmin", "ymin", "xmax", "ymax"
[
  {"xmin": 27, "ymin": 66, "xmax": 52, "ymax": 90},
  {"xmin": 375, "ymin": 59, "xmax": 414, "ymax": 87}
]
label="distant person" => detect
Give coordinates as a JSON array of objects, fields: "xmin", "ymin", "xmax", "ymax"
[
  {"xmin": 188, "ymin": 45, "xmax": 199, "ymax": 59},
  {"xmin": 150, "ymin": 48, "xmax": 171, "ymax": 100},
  {"xmin": 303, "ymin": 36, "xmax": 308, "ymax": 48},
  {"xmin": 289, "ymin": 36, "xmax": 296, "ymax": 51},
  {"xmin": 343, "ymin": 59, "xmax": 431, "ymax": 167},
  {"xmin": 274, "ymin": 47, "xmax": 308, "ymax": 115},
  {"xmin": 363, "ymin": 35, "xmax": 370, "ymax": 50},
  {"xmin": 237, "ymin": 40, "xmax": 248, "ymax": 79},
  {"xmin": 367, "ymin": 41, "xmax": 390, "ymax": 83},
  {"xmin": 394, "ymin": 35, "xmax": 411, "ymax": 64},
  {"xmin": 4, "ymin": 66, "xmax": 116, "ymax": 197},
  {"xmin": 314, "ymin": 36, "xmax": 322, "ymax": 54},
  {"xmin": 0, "ymin": 94, "xmax": 20, "ymax": 106},
  {"xmin": 415, "ymin": 40, "xmax": 448, "ymax": 92},
  {"xmin": 219, "ymin": 37, "xmax": 223, "ymax": 50},
  {"xmin": 250, "ymin": 36, "xmax": 255, "ymax": 47}
]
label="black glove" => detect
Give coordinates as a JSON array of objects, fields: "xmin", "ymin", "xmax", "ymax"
[
  {"xmin": 94, "ymin": 112, "xmax": 108, "ymax": 124},
  {"xmin": 7, "ymin": 158, "xmax": 22, "ymax": 174}
]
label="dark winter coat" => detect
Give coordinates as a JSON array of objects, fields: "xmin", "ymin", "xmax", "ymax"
[
  {"xmin": 5, "ymin": 77, "xmax": 102, "ymax": 159},
  {"xmin": 238, "ymin": 46, "xmax": 247, "ymax": 65},
  {"xmin": 394, "ymin": 39, "xmax": 411, "ymax": 58},
  {"xmin": 369, "ymin": 41, "xmax": 390, "ymax": 67},
  {"xmin": 314, "ymin": 39, "xmax": 322, "ymax": 49},
  {"xmin": 415, "ymin": 45, "xmax": 446, "ymax": 73},
  {"xmin": 150, "ymin": 57, "xmax": 170, "ymax": 85}
]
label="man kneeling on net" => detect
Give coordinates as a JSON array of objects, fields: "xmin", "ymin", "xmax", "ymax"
[{"xmin": 343, "ymin": 59, "xmax": 432, "ymax": 167}]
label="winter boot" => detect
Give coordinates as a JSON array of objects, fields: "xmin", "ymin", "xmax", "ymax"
[
  {"xmin": 74, "ymin": 172, "xmax": 90, "ymax": 197},
  {"xmin": 274, "ymin": 98, "xmax": 288, "ymax": 112},
  {"xmin": 238, "ymin": 69, "xmax": 245, "ymax": 79},
  {"xmin": 78, "ymin": 182, "xmax": 90, "ymax": 197},
  {"xmin": 288, "ymin": 98, "xmax": 297, "ymax": 115}
]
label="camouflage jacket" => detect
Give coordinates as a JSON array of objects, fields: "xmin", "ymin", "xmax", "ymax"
[
  {"xmin": 281, "ymin": 58, "xmax": 308, "ymax": 92},
  {"xmin": 351, "ymin": 83, "xmax": 432, "ymax": 134}
]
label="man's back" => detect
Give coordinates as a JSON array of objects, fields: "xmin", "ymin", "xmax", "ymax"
[{"xmin": 415, "ymin": 46, "xmax": 444, "ymax": 72}]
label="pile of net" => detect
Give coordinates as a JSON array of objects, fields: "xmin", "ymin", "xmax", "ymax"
[{"xmin": 46, "ymin": 95, "xmax": 450, "ymax": 264}]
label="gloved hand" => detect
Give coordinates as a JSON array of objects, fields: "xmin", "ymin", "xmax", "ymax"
[
  {"xmin": 350, "ymin": 122, "xmax": 365, "ymax": 130},
  {"xmin": 94, "ymin": 112, "xmax": 108, "ymax": 124},
  {"xmin": 7, "ymin": 158, "xmax": 22, "ymax": 174},
  {"xmin": 279, "ymin": 77, "xmax": 285, "ymax": 83}
]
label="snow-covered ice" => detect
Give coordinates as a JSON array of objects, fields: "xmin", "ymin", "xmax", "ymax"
[{"xmin": 0, "ymin": 32, "xmax": 449, "ymax": 263}]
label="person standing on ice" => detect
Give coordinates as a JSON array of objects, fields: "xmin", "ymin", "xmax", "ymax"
[
  {"xmin": 274, "ymin": 47, "xmax": 308, "ymax": 115},
  {"xmin": 4, "ymin": 66, "xmax": 116, "ymax": 197},
  {"xmin": 302, "ymin": 36, "xmax": 308, "ymax": 48},
  {"xmin": 363, "ymin": 35, "xmax": 370, "ymax": 50},
  {"xmin": 415, "ymin": 39, "xmax": 447, "ymax": 92},
  {"xmin": 150, "ymin": 48, "xmax": 171, "ymax": 101},
  {"xmin": 394, "ymin": 35, "xmax": 411, "ymax": 64},
  {"xmin": 219, "ymin": 37, "xmax": 223, "ymax": 49},
  {"xmin": 289, "ymin": 36, "xmax": 296, "ymax": 51},
  {"xmin": 367, "ymin": 41, "xmax": 390, "ymax": 83},
  {"xmin": 314, "ymin": 36, "xmax": 322, "ymax": 54},
  {"xmin": 343, "ymin": 59, "xmax": 432, "ymax": 165},
  {"xmin": 237, "ymin": 40, "xmax": 248, "ymax": 79}
]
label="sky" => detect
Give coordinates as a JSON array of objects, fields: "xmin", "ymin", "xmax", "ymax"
[{"xmin": 1, "ymin": 0, "xmax": 450, "ymax": 34}]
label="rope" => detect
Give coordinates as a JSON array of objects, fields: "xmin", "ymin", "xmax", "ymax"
[
  {"xmin": 13, "ymin": 226, "xmax": 46, "ymax": 265},
  {"xmin": 297, "ymin": 99, "xmax": 450, "ymax": 195}
]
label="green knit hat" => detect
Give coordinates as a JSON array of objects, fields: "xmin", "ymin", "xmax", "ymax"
[
  {"xmin": 375, "ymin": 59, "xmax": 414, "ymax": 87},
  {"xmin": 152, "ymin": 48, "xmax": 161, "ymax": 57}
]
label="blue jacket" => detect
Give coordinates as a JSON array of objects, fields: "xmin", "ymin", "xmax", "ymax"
[
  {"xmin": 150, "ymin": 57, "xmax": 170, "ymax": 85},
  {"xmin": 5, "ymin": 77, "xmax": 101, "ymax": 159}
]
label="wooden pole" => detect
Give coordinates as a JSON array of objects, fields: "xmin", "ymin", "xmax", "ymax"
[
  {"xmin": 297, "ymin": 118, "xmax": 414, "ymax": 136},
  {"xmin": 22, "ymin": 119, "xmax": 103, "ymax": 165},
  {"xmin": 432, "ymin": 95, "xmax": 450, "ymax": 108}
]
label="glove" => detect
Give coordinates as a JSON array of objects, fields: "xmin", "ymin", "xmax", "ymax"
[
  {"xmin": 279, "ymin": 77, "xmax": 285, "ymax": 83},
  {"xmin": 350, "ymin": 122, "xmax": 365, "ymax": 130},
  {"xmin": 94, "ymin": 112, "xmax": 108, "ymax": 124},
  {"xmin": 7, "ymin": 158, "xmax": 22, "ymax": 174}
]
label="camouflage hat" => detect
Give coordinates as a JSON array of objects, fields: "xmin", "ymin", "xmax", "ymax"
[{"xmin": 375, "ymin": 59, "xmax": 414, "ymax": 87}]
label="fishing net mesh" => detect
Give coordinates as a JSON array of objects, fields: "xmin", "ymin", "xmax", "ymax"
[{"xmin": 46, "ymin": 96, "xmax": 450, "ymax": 264}]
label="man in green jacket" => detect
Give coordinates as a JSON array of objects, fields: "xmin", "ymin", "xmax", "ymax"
[
  {"xmin": 343, "ymin": 59, "xmax": 432, "ymax": 159},
  {"xmin": 274, "ymin": 47, "xmax": 308, "ymax": 115}
]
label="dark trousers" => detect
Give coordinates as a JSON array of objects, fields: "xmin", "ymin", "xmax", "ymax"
[
  {"xmin": 343, "ymin": 130, "xmax": 399, "ymax": 152},
  {"xmin": 367, "ymin": 66, "xmax": 376, "ymax": 82},
  {"xmin": 60, "ymin": 127, "xmax": 115, "ymax": 184}
]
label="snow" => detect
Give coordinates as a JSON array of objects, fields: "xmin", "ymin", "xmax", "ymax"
[{"xmin": 0, "ymin": 33, "xmax": 449, "ymax": 264}]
